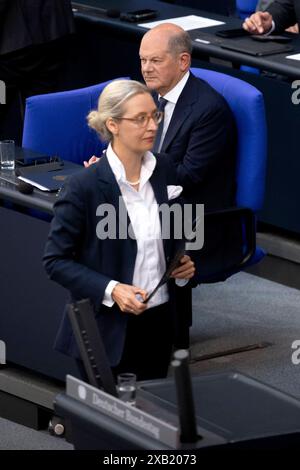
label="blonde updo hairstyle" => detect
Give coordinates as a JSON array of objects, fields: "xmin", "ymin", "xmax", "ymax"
[{"xmin": 87, "ymin": 79, "xmax": 150, "ymax": 142}]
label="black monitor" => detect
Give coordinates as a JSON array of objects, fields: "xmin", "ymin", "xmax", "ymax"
[{"xmin": 67, "ymin": 299, "xmax": 118, "ymax": 397}]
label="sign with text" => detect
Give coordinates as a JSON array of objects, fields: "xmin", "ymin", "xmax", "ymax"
[{"xmin": 66, "ymin": 375, "xmax": 179, "ymax": 448}]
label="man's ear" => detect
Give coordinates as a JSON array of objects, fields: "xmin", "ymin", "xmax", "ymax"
[
  {"xmin": 106, "ymin": 117, "xmax": 119, "ymax": 136},
  {"xmin": 179, "ymin": 52, "xmax": 191, "ymax": 72}
]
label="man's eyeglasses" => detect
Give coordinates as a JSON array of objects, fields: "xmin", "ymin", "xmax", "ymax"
[{"xmin": 116, "ymin": 110, "xmax": 163, "ymax": 128}]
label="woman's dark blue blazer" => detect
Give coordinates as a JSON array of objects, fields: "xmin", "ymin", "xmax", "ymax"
[{"xmin": 43, "ymin": 155, "xmax": 187, "ymax": 366}]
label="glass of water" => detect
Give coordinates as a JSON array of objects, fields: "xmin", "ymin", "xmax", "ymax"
[
  {"xmin": 0, "ymin": 140, "xmax": 15, "ymax": 170},
  {"xmin": 117, "ymin": 372, "xmax": 137, "ymax": 406}
]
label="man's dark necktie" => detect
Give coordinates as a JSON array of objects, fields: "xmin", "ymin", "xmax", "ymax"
[{"xmin": 153, "ymin": 97, "xmax": 168, "ymax": 153}]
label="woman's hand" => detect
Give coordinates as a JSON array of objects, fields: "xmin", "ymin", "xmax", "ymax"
[
  {"xmin": 83, "ymin": 155, "xmax": 100, "ymax": 168},
  {"xmin": 112, "ymin": 283, "xmax": 148, "ymax": 315},
  {"xmin": 171, "ymin": 255, "xmax": 195, "ymax": 280}
]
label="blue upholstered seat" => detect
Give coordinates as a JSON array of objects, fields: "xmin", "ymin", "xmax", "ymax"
[
  {"xmin": 191, "ymin": 67, "xmax": 267, "ymax": 273},
  {"xmin": 22, "ymin": 78, "xmax": 129, "ymax": 165},
  {"xmin": 236, "ymin": 0, "xmax": 258, "ymax": 19}
]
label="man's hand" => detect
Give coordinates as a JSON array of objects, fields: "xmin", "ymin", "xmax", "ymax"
[
  {"xmin": 83, "ymin": 155, "xmax": 100, "ymax": 168},
  {"xmin": 243, "ymin": 11, "xmax": 273, "ymax": 34},
  {"xmin": 170, "ymin": 255, "xmax": 195, "ymax": 280},
  {"xmin": 112, "ymin": 283, "xmax": 148, "ymax": 315},
  {"xmin": 286, "ymin": 23, "xmax": 299, "ymax": 34}
]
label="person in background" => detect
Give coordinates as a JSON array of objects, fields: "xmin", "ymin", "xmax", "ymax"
[
  {"xmin": 0, "ymin": 0, "xmax": 75, "ymax": 142},
  {"xmin": 244, "ymin": 0, "xmax": 300, "ymax": 34},
  {"xmin": 43, "ymin": 79, "xmax": 195, "ymax": 381}
]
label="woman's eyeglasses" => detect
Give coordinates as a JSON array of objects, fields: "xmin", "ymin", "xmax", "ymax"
[{"xmin": 116, "ymin": 110, "xmax": 163, "ymax": 128}]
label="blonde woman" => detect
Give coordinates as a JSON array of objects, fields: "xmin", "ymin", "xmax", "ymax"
[{"xmin": 44, "ymin": 80, "xmax": 195, "ymax": 381}]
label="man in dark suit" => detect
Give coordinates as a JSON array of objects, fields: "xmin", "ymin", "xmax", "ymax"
[
  {"xmin": 139, "ymin": 24, "xmax": 237, "ymax": 348},
  {"xmin": 243, "ymin": 0, "xmax": 300, "ymax": 34},
  {"xmin": 0, "ymin": 0, "xmax": 75, "ymax": 141},
  {"xmin": 139, "ymin": 23, "xmax": 236, "ymax": 211}
]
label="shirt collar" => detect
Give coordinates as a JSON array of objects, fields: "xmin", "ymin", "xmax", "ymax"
[
  {"xmin": 159, "ymin": 71, "xmax": 190, "ymax": 105},
  {"xmin": 106, "ymin": 143, "xmax": 157, "ymax": 189}
]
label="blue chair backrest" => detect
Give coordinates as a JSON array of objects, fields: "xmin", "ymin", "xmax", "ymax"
[
  {"xmin": 22, "ymin": 78, "xmax": 129, "ymax": 165},
  {"xmin": 191, "ymin": 68, "xmax": 267, "ymax": 212},
  {"xmin": 236, "ymin": 0, "xmax": 258, "ymax": 18}
]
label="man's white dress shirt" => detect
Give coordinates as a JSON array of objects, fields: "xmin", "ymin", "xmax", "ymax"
[{"xmin": 157, "ymin": 71, "xmax": 190, "ymax": 152}]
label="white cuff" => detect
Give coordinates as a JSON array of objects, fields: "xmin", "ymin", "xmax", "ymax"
[
  {"xmin": 175, "ymin": 278, "xmax": 189, "ymax": 287},
  {"xmin": 264, "ymin": 20, "xmax": 275, "ymax": 35},
  {"xmin": 102, "ymin": 280, "xmax": 119, "ymax": 307}
]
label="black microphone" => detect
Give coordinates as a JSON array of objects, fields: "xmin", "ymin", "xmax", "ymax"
[
  {"xmin": 172, "ymin": 349, "xmax": 199, "ymax": 443},
  {"xmin": 0, "ymin": 174, "xmax": 33, "ymax": 194},
  {"xmin": 72, "ymin": 4, "xmax": 120, "ymax": 19},
  {"xmin": 18, "ymin": 179, "xmax": 34, "ymax": 194}
]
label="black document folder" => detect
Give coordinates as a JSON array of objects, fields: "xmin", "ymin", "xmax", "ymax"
[
  {"xmin": 17, "ymin": 160, "xmax": 81, "ymax": 191},
  {"xmin": 220, "ymin": 36, "xmax": 293, "ymax": 56},
  {"xmin": 143, "ymin": 216, "xmax": 202, "ymax": 303}
]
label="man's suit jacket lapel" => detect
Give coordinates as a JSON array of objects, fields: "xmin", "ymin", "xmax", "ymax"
[
  {"xmin": 160, "ymin": 74, "xmax": 198, "ymax": 153},
  {"xmin": 150, "ymin": 164, "xmax": 172, "ymax": 261}
]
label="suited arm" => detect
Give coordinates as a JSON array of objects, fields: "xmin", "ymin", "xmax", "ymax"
[
  {"xmin": 167, "ymin": 101, "xmax": 234, "ymax": 190},
  {"xmin": 43, "ymin": 177, "xmax": 112, "ymax": 307},
  {"xmin": 268, "ymin": 0, "xmax": 297, "ymax": 31}
]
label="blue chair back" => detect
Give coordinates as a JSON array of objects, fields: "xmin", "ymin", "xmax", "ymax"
[
  {"xmin": 236, "ymin": 1, "xmax": 260, "ymax": 74},
  {"xmin": 191, "ymin": 68, "xmax": 267, "ymax": 212},
  {"xmin": 236, "ymin": 0, "xmax": 258, "ymax": 18},
  {"xmin": 22, "ymin": 78, "xmax": 129, "ymax": 165}
]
